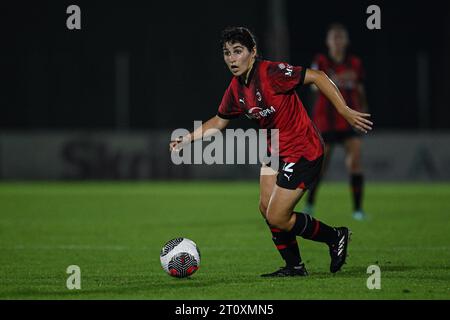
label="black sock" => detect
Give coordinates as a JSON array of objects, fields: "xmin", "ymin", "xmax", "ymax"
[
  {"xmin": 290, "ymin": 212, "xmax": 338, "ymax": 244},
  {"xmin": 266, "ymin": 221, "xmax": 302, "ymax": 267},
  {"xmin": 350, "ymin": 174, "xmax": 364, "ymax": 211}
]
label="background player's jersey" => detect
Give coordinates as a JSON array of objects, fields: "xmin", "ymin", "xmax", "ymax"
[
  {"xmin": 311, "ymin": 53, "xmax": 364, "ymax": 132},
  {"xmin": 217, "ymin": 60, "xmax": 323, "ymax": 163}
]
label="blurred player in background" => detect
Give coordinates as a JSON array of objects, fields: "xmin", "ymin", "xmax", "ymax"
[
  {"xmin": 170, "ymin": 27, "xmax": 372, "ymax": 276},
  {"xmin": 305, "ymin": 23, "xmax": 369, "ymax": 221}
]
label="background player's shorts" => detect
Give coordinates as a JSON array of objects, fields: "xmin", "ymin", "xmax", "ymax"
[
  {"xmin": 322, "ymin": 130, "xmax": 360, "ymax": 144},
  {"xmin": 276, "ymin": 155, "xmax": 324, "ymax": 190}
]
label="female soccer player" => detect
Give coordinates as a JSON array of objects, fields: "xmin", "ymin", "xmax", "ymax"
[
  {"xmin": 169, "ymin": 27, "xmax": 372, "ymax": 277},
  {"xmin": 305, "ymin": 24, "xmax": 369, "ymax": 221}
]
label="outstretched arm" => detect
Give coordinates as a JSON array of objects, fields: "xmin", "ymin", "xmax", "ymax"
[
  {"xmin": 304, "ymin": 69, "xmax": 373, "ymax": 133},
  {"xmin": 169, "ymin": 115, "xmax": 230, "ymax": 152}
]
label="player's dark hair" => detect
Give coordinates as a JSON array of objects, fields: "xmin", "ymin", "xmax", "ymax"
[{"xmin": 220, "ymin": 27, "xmax": 258, "ymax": 55}]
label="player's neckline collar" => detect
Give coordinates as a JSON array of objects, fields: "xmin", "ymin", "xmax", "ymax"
[{"xmin": 238, "ymin": 60, "xmax": 259, "ymax": 87}]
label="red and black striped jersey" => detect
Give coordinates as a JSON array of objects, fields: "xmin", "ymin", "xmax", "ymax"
[
  {"xmin": 311, "ymin": 53, "xmax": 365, "ymax": 132},
  {"xmin": 217, "ymin": 60, "xmax": 323, "ymax": 163}
]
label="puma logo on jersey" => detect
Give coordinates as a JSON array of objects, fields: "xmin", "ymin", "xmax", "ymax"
[{"xmin": 239, "ymin": 98, "xmax": 245, "ymax": 104}]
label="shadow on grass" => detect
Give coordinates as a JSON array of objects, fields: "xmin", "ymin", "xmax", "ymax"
[
  {"xmin": 0, "ymin": 276, "xmax": 236, "ymax": 299},
  {"xmin": 307, "ymin": 265, "xmax": 421, "ymax": 278},
  {"xmin": 2, "ymin": 265, "xmax": 448, "ymax": 299},
  {"xmin": 308, "ymin": 264, "xmax": 450, "ymax": 282}
]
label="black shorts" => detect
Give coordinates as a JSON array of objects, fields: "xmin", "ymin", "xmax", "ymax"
[
  {"xmin": 276, "ymin": 155, "xmax": 324, "ymax": 190},
  {"xmin": 322, "ymin": 130, "xmax": 360, "ymax": 145}
]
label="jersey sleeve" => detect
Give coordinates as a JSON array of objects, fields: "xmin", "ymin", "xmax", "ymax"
[
  {"xmin": 267, "ymin": 62, "xmax": 307, "ymax": 94},
  {"xmin": 217, "ymin": 82, "xmax": 243, "ymax": 119}
]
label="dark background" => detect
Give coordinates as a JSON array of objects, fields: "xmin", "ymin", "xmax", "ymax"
[{"xmin": 2, "ymin": 0, "xmax": 449, "ymax": 131}]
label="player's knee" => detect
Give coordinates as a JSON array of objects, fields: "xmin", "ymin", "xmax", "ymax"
[
  {"xmin": 266, "ymin": 212, "xmax": 290, "ymax": 231},
  {"xmin": 351, "ymin": 157, "xmax": 362, "ymax": 172},
  {"xmin": 347, "ymin": 153, "xmax": 362, "ymax": 173}
]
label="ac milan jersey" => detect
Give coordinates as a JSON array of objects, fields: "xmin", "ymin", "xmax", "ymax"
[
  {"xmin": 217, "ymin": 60, "xmax": 323, "ymax": 163},
  {"xmin": 311, "ymin": 53, "xmax": 364, "ymax": 132}
]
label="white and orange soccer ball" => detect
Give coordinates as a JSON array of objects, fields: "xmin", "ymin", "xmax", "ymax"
[{"xmin": 160, "ymin": 238, "xmax": 201, "ymax": 278}]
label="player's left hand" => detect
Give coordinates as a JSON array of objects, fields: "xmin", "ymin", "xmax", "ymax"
[{"xmin": 342, "ymin": 106, "xmax": 373, "ymax": 133}]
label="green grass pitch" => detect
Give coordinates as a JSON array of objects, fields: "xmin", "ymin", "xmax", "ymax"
[{"xmin": 0, "ymin": 181, "xmax": 449, "ymax": 299}]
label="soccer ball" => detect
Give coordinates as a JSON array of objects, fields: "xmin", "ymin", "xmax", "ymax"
[{"xmin": 160, "ymin": 238, "xmax": 201, "ymax": 278}]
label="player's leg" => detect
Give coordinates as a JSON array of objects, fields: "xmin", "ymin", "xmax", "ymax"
[
  {"xmin": 263, "ymin": 157, "xmax": 350, "ymax": 275},
  {"xmin": 261, "ymin": 185, "xmax": 308, "ymax": 277},
  {"xmin": 259, "ymin": 165, "xmax": 304, "ymax": 273},
  {"xmin": 304, "ymin": 143, "xmax": 333, "ymax": 216},
  {"xmin": 343, "ymin": 136, "xmax": 366, "ymax": 220},
  {"xmin": 265, "ymin": 184, "xmax": 350, "ymax": 274},
  {"xmin": 266, "ymin": 186, "xmax": 338, "ymax": 243},
  {"xmin": 259, "ymin": 164, "xmax": 277, "ymax": 219}
]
